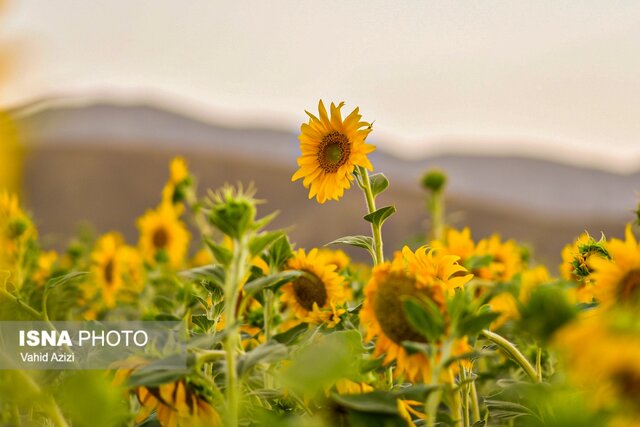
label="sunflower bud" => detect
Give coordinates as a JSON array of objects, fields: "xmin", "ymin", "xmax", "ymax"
[
  {"xmin": 421, "ymin": 169, "xmax": 447, "ymax": 193},
  {"xmin": 7, "ymin": 217, "xmax": 29, "ymax": 239},
  {"xmin": 207, "ymin": 185, "xmax": 258, "ymax": 239}
]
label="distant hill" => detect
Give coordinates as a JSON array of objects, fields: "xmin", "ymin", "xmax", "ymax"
[{"xmin": 12, "ymin": 100, "xmax": 639, "ymax": 264}]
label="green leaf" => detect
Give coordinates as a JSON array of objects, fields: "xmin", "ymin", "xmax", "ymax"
[
  {"xmin": 265, "ymin": 235, "xmax": 293, "ymax": 270},
  {"xmin": 252, "ymin": 211, "xmax": 279, "ymax": 231},
  {"xmin": 331, "ymin": 391, "xmax": 399, "ymax": 415},
  {"xmin": 363, "ymin": 205, "xmax": 396, "ymax": 228},
  {"xmin": 249, "ymin": 231, "xmax": 284, "ymax": 257},
  {"xmin": 236, "ymin": 341, "xmax": 288, "ymax": 376},
  {"xmin": 204, "ymin": 238, "xmax": 232, "ymax": 266},
  {"xmin": 464, "ymin": 254, "xmax": 493, "ymax": 270},
  {"xmin": 327, "ymin": 235, "xmax": 375, "ymax": 259},
  {"xmin": 178, "ymin": 265, "xmax": 225, "ymax": 291},
  {"xmin": 272, "ymin": 322, "xmax": 308, "ymax": 345},
  {"xmin": 127, "ymin": 367, "xmax": 188, "ymax": 388},
  {"xmin": 45, "ymin": 271, "xmax": 88, "ymax": 290},
  {"xmin": 457, "ymin": 312, "xmax": 501, "ymax": 337},
  {"xmin": 191, "ymin": 314, "xmax": 216, "ymax": 332},
  {"xmin": 243, "ymin": 270, "xmax": 303, "ymax": 296},
  {"xmin": 403, "ymin": 297, "xmax": 445, "ymax": 342},
  {"xmin": 369, "ymin": 173, "xmax": 390, "ymax": 197}
]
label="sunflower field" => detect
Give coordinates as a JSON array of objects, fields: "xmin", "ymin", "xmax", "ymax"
[{"xmin": 1, "ymin": 100, "xmax": 640, "ymax": 427}]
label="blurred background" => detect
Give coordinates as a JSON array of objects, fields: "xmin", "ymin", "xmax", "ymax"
[{"xmin": 1, "ymin": 0, "xmax": 639, "ymax": 265}]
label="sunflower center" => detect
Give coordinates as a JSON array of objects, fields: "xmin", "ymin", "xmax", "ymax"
[
  {"xmin": 618, "ymin": 269, "xmax": 640, "ymax": 302},
  {"xmin": 152, "ymin": 227, "xmax": 169, "ymax": 249},
  {"xmin": 104, "ymin": 258, "xmax": 115, "ymax": 286},
  {"xmin": 613, "ymin": 369, "xmax": 640, "ymax": 407},
  {"xmin": 318, "ymin": 131, "xmax": 351, "ymax": 173},
  {"xmin": 372, "ymin": 273, "xmax": 429, "ymax": 345},
  {"xmin": 293, "ymin": 271, "xmax": 328, "ymax": 311}
]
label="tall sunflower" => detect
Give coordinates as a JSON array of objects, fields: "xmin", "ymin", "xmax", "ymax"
[
  {"xmin": 360, "ymin": 246, "xmax": 473, "ymax": 382},
  {"xmin": 137, "ymin": 203, "xmax": 190, "ymax": 268},
  {"xmin": 292, "ymin": 100, "xmax": 375, "ymax": 203},
  {"xmin": 280, "ymin": 248, "xmax": 347, "ymax": 320},
  {"xmin": 90, "ymin": 233, "xmax": 144, "ymax": 308},
  {"xmin": 589, "ymin": 224, "xmax": 640, "ymax": 308}
]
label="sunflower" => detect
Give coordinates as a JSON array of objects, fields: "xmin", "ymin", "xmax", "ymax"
[
  {"xmin": 589, "ymin": 224, "xmax": 640, "ymax": 308},
  {"xmin": 475, "ymin": 234, "xmax": 524, "ymax": 282},
  {"xmin": 113, "ymin": 360, "xmax": 221, "ymax": 427},
  {"xmin": 430, "ymin": 227, "xmax": 476, "ymax": 262},
  {"xmin": 162, "ymin": 157, "xmax": 191, "ymax": 206},
  {"xmin": 137, "ymin": 203, "xmax": 190, "ymax": 268},
  {"xmin": 360, "ymin": 246, "xmax": 472, "ymax": 382},
  {"xmin": 0, "ymin": 112, "xmax": 22, "ymax": 194},
  {"xmin": 280, "ymin": 248, "xmax": 347, "ymax": 320},
  {"xmin": 560, "ymin": 232, "xmax": 609, "ymax": 303},
  {"xmin": 292, "ymin": 100, "xmax": 375, "ymax": 203},
  {"xmin": 90, "ymin": 233, "xmax": 144, "ymax": 308},
  {"xmin": 556, "ymin": 314, "xmax": 640, "ymax": 423}
]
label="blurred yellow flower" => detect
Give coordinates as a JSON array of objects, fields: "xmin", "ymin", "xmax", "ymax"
[
  {"xmin": 280, "ymin": 248, "xmax": 347, "ymax": 319},
  {"xmin": 137, "ymin": 203, "xmax": 190, "ymax": 268},
  {"xmin": 360, "ymin": 246, "xmax": 472, "ymax": 382},
  {"xmin": 556, "ymin": 314, "xmax": 640, "ymax": 422},
  {"xmin": 589, "ymin": 224, "xmax": 640, "ymax": 308},
  {"xmin": 0, "ymin": 112, "xmax": 22, "ymax": 194},
  {"xmin": 560, "ymin": 232, "xmax": 609, "ymax": 303},
  {"xmin": 488, "ymin": 292, "xmax": 519, "ymax": 329},
  {"xmin": 292, "ymin": 100, "xmax": 375, "ymax": 203},
  {"xmin": 162, "ymin": 157, "xmax": 191, "ymax": 206},
  {"xmin": 475, "ymin": 234, "xmax": 523, "ymax": 282},
  {"xmin": 90, "ymin": 232, "xmax": 144, "ymax": 308}
]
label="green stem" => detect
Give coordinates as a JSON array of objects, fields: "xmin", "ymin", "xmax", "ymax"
[
  {"xmin": 449, "ymin": 368, "xmax": 463, "ymax": 427},
  {"xmin": 0, "ymin": 287, "xmax": 42, "ymax": 320},
  {"xmin": 357, "ymin": 166, "xmax": 383, "ymax": 265},
  {"xmin": 223, "ymin": 234, "xmax": 249, "ymax": 427},
  {"xmin": 482, "ymin": 329, "xmax": 540, "ymax": 383},
  {"xmin": 536, "ymin": 347, "xmax": 543, "ymax": 383},
  {"xmin": 470, "ymin": 379, "xmax": 481, "ymax": 423},
  {"xmin": 460, "ymin": 365, "xmax": 470, "ymax": 427},
  {"xmin": 428, "ymin": 191, "xmax": 445, "ymax": 241}
]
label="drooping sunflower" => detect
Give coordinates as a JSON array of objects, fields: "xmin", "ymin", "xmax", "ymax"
[
  {"xmin": 90, "ymin": 233, "xmax": 144, "ymax": 308},
  {"xmin": 137, "ymin": 203, "xmax": 190, "ymax": 268},
  {"xmin": 589, "ymin": 224, "xmax": 640, "ymax": 308},
  {"xmin": 360, "ymin": 246, "xmax": 473, "ymax": 382},
  {"xmin": 292, "ymin": 100, "xmax": 375, "ymax": 203},
  {"xmin": 280, "ymin": 248, "xmax": 347, "ymax": 320},
  {"xmin": 560, "ymin": 232, "xmax": 609, "ymax": 303}
]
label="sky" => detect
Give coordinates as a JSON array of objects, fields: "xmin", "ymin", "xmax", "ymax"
[{"xmin": 1, "ymin": 0, "xmax": 640, "ymax": 172}]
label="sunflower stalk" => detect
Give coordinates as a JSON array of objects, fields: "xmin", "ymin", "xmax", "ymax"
[
  {"xmin": 482, "ymin": 329, "xmax": 540, "ymax": 383},
  {"xmin": 223, "ymin": 233, "xmax": 250, "ymax": 427},
  {"xmin": 356, "ymin": 166, "xmax": 384, "ymax": 265}
]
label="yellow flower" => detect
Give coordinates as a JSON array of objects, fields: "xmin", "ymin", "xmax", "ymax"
[
  {"xmin": 302, "ymin": 302, "xmax": 346, "ymax": 328},
  {"xmin": 161, "ymin": 157, "xmax": 191, "ymax": 206},
  {"xmin": 488, "ymin": 292, "xmax": 519, "ymax": 329},
  {"xmin": 318, "ymin": 248, "xmax": 350, "ymax": 271},
  {"xmin": 333, "ymin": 379, "xmax": 374, "ymax": 395},
  {"xmin": 397, "ymin": 399, "xmax": 427, "ymax": 426},
  {"xmin": 589, "ymin": 224, "xmax": 640, "ymax": 308},
  {"xmin": 431, "ymin": 227, "xmax": 476, "ymax": 262},
  {"xmin": 137, "ymin": 381, "xmax": 221, "ymax": 427},
  {"xmin": 137, "ymin": 203, "xmax": 190, "ymax": 268},
  {"xmin": 560, "ymin": 232, "xmax": 609, "ymax": 303},
  {"xmin": 555, "ymin": 314, "xmax": 640, "ymax": 420},
  {"xmin": 33, "ymin": 251, "xmax": 58, "ymax": 285},
  {"xmin": 360, "ymin": 246, "xmax": 472, "ymax": 382},
  {"xmin": 0, "ymin": 191, "xmax": 35, "ymax": 276},
  {"xmin": 280, "ymin": 248, "xmax": 347, "ymax": 319},
  {"xmin": 0, "ymin": 112, "xmax": 22, "ymax": 194},
  {"xmin": 292, "ymin": 100, "xmax": 375, "ymax": 203},
  {"xmin": 90, "ymin": 233, "xmax": 144, "ymax": 308},
  {"xmin": 519, "ymin": 265, "xmax": 550, "ymax": 302},
  {"xmin": 475, "ymin": 234, "xmax": 523, "ymax": 282}
]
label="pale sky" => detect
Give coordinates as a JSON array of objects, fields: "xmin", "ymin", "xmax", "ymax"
[{"xmin": 2, "ymin": 1, "xmax": 640, "ymax": 172}]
